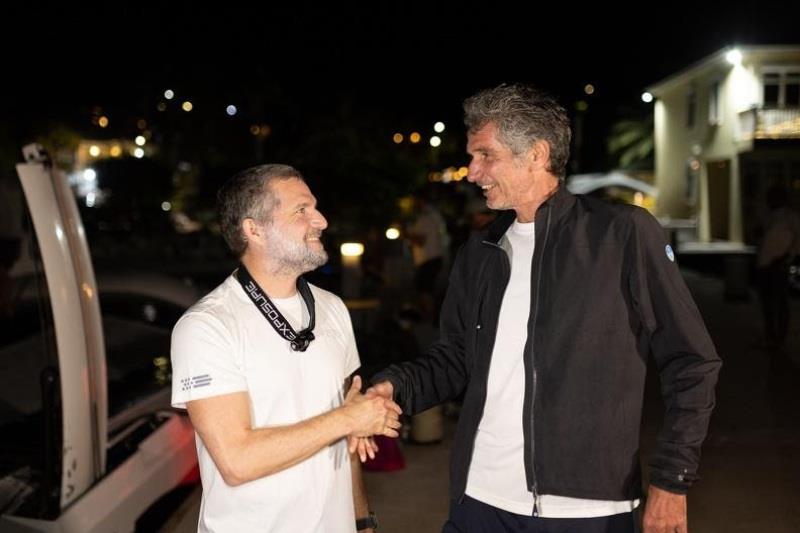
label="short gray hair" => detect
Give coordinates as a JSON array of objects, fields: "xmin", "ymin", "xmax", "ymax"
[
  {"xmin": 464, "ymin": 84, "xmax": 572, "ymax": 178},
  {"xmin": 216, "ymin": 164, "xmax": 304, "ymax": 257}
]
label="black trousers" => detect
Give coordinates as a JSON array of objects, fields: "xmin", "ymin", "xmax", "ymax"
[{"xmin": 442, "ymin": 496, "xmax": 640, "ymax": 533}]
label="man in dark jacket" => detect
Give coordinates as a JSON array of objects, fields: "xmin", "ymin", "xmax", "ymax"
[{"xmin": 364, "ymin": 84, "xmax": 721, "ymax": 533}]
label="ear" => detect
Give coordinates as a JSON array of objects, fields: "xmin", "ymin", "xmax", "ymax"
[
  {"xmin": 242, "ymin": 218, "xmax": 261, "ymax": 242},
  {"xmin": 527, "ymin": 140, "xmax": 551, "ymax": 172}
]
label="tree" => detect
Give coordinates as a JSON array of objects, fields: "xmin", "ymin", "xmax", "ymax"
[{"xmin": 607, "ymin": 113, "xmax": 654, "ymax": 170}]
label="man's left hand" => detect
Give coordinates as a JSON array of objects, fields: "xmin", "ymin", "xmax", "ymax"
[{"xmin": 642, "ymin": 485, "xmax": 688, "ymax": 533}]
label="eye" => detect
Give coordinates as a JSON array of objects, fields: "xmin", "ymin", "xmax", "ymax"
[{"xmin": 296, "ymin": 207, "xmax": 306, "ymax": 214}]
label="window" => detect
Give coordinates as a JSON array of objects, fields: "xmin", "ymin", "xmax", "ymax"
[
  {"xmin": 787, "ymin": 71, "xmax": 800, "ymax": 107},
  {"xmin": 100, "ymin": 293, "xmax": 186, "ymax": 418},
  {"xmin": 687, "ymin": 87, "xmax": 697, "ymax": 129},
  {"xmin": 762, "ymin": 67, "xmax": 800, "ymax": 107},
  {"xmin": 0, "ymin": 176, "xmax": 61, "ymax": 519},
  {"xmin": 685, "ymin": 157, "xmax": 700, "ymax": 205},
  {"xmin": 708, "ymin": 81, "xmax": 721, "ymax": 125}
]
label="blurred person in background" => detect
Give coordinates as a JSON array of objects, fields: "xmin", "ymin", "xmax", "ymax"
[
  {"xmin": 407, "ymin": 188, "xmax": 450, "ymax": 324},
  {"xmin": 756, "ymin": 183, "xmax": 800, "ymax": 359}
]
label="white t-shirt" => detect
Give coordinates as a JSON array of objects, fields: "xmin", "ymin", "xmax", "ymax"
[
  {"xmin": 465, "ymin": 220, "xmax": 639, "ymax": 518},
  {"xmin": 171, "ymin": 275, "xmax": 360, "ymax": 533}
]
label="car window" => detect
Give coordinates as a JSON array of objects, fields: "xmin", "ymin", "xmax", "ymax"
[
  {"xmin": 99, "ymin": 294, "xmax": 186, "ymax": 418},
  {"xmin": 0, "ymin": 175, "xmax": 60, "ymax": 519}
]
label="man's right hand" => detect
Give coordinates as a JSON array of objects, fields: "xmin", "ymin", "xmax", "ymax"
[
  {"xmin": 348, "ymin": 380, "xmax": 398, "ymax": 462},
  {"xmin": 342, "ymin": 376, "xmax": 402, "ymax": 438}
]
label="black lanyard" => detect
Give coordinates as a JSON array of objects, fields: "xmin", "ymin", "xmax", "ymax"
[{"xmin": 235, "ymin": 265, "xmax": 316, "ymax": 352}]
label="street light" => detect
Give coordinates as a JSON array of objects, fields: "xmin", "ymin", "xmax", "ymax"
[
  {"xmin": 726, "ymin": 48, "xmax": 742, "ymax": 66},
  {"xmin": 340, "ymin": 243, "xmax": 364, "ymax": 299}
]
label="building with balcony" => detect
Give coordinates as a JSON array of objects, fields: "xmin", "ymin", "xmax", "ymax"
[{"xmin": 647, "ymin": 45, "xmax": 800, "ymax": 246}]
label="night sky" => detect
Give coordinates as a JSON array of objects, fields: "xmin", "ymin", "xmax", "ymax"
[{"xmin": 3, "ymin": 2, "xmax": 798, "ymax": 172}]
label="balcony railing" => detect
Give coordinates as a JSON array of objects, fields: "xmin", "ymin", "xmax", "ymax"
[{"xmin": 738, "ymin": 107, "xmax": 800, "ymax": 140}]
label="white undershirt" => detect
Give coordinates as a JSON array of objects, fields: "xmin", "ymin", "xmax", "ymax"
[{"xmin": 465, "ymin": 220, "xmax": 639, "ymax": 518}]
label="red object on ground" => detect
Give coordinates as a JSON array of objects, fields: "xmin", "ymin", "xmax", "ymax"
[{"xmin": 362, "ymin": 435, "xmax": 405, "ymax": 472}]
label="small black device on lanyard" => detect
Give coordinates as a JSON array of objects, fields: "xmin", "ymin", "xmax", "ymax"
[{"xmin": 235, "ymin": 264, "xmax": 316, "ymax": 352}]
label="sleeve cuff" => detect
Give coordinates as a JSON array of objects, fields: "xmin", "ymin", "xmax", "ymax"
[{"xmin": 648, "ymin": 469, "xmax": 697, "ymax": 494}]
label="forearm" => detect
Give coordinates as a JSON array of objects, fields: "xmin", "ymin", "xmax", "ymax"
[
  {"xmin": 379, "ymin": 252, "xmax": 471, "ymax": 413},
  {"xmin": 244, "ymin": 409, "xmax": 355, "ymax": 480},
  {"xmin": 374, "ymin": 342, "xmax": 467, "ymax": 415},
  {"xmin": 650, "ymin": 352, "xmax": 720, "ymax": 492},
  {"xmin": 192, "ymin": 403, "xmax": 354, "ymax": 486},
  {"xmin": 350, "ymin": 453, "xmax": 371, "ymax": 521},
  {"xmin": 190, "ymin": 379, "xmax": 400, "ymax": 485}
]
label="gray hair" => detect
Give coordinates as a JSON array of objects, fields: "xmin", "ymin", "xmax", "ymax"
[
  {"xmin": 464, "ymin": 84, "xmax": 572, "ymax": 178},
  {"xmin": 216, "ymin": 164, "xmax": 304, "ymax": 257}
]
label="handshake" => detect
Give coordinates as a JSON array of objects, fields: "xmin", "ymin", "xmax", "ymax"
[{"xmin": 340, "ymin": 376, "xmax": 400, "ymax": 462}]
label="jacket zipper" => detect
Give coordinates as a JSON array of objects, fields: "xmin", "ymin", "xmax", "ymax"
[{"xmin": 529, "ymin": 204, "xmax": 552, "ymax": 517}]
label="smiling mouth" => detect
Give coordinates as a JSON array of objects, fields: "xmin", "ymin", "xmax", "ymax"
[{"xmin": 480, "ymin": 184, "xmax": 496, "ymax": 194}]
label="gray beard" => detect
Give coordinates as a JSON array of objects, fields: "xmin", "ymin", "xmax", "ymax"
[{"xmin": 266, "ymin": 225, "xmax": 328, "ymax": 275}]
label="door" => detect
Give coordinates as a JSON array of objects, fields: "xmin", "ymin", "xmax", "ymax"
[{"xmin": 706, "ymin": 159, "xmax": 731, "ymax": 241}]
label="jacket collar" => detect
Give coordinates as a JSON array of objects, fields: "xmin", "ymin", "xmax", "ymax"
[{"xmin": 482, "ymin": 182, "xmax": 576, "ymax": 245}]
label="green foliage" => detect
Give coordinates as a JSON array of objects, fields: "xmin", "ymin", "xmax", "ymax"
[{"xmin": 607, "ymin": 115, "xmax": 654, "ymax": 170}]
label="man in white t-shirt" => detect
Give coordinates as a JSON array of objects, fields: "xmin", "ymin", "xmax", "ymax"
[{"xmin": 171, "ymin": 164, "xmax": 401, "ymax": 533}]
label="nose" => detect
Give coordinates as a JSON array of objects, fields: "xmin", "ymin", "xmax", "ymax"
[
  {"xmin": 312, "ymin": 210, "xmax": 328, "ymax": 230},
  {"xmin": 467, "ymin": 160, "xmax": 479, "ymax": 182}
]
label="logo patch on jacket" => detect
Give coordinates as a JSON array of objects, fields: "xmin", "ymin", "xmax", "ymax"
[{"xmin": 665, "ymin": 244, "xmax": 675, "ymax": 262}]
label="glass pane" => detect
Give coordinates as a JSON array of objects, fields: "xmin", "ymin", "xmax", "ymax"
[
  {"xmin": 101, "ymin": 294, "xmax": 186, "ymax": 417},
  {"xmin": 0, "ymin": 175, "xmax": 60, "ymax": 519},
  {"xmin": 763, "ymin": 84, "xmax": 780, "ymax": 106},
  {"xmin": 785, "ymin": 83, "xmax": 799, "ymax": 107}
]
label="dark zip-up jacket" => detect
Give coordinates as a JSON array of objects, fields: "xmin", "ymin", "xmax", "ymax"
[{"xmin": 373, "ymin": 186, "xmax": 721, "ymax": 502}]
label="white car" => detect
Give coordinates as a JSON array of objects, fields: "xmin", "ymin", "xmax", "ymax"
[{"xmin": 0, "ymin": 147, "xmax": 199, "ymax": 533}]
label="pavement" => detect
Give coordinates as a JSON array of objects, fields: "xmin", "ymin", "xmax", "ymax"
[{"xmin": 165, "ymin": 269, "xmax": 800, "ymax": 532}]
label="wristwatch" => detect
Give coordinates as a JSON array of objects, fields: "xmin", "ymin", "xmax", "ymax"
[{"xmin": 356, "ymin": 511, "xmax": 378, "ymax": 531}]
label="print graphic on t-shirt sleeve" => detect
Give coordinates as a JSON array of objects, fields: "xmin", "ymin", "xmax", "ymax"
[{"xmin": 180, "ymin": 374, "xmax": 213, "ymax": 391}]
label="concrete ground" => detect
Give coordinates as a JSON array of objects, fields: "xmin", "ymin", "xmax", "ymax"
[{"xmin": 165, "ymin": 270, "xmax": 800, "ymax": 532}]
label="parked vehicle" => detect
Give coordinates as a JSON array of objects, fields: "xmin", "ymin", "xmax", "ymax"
[{"xmin": 0, "ymin": 146, "xmax": 198, "ymax": 532}]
